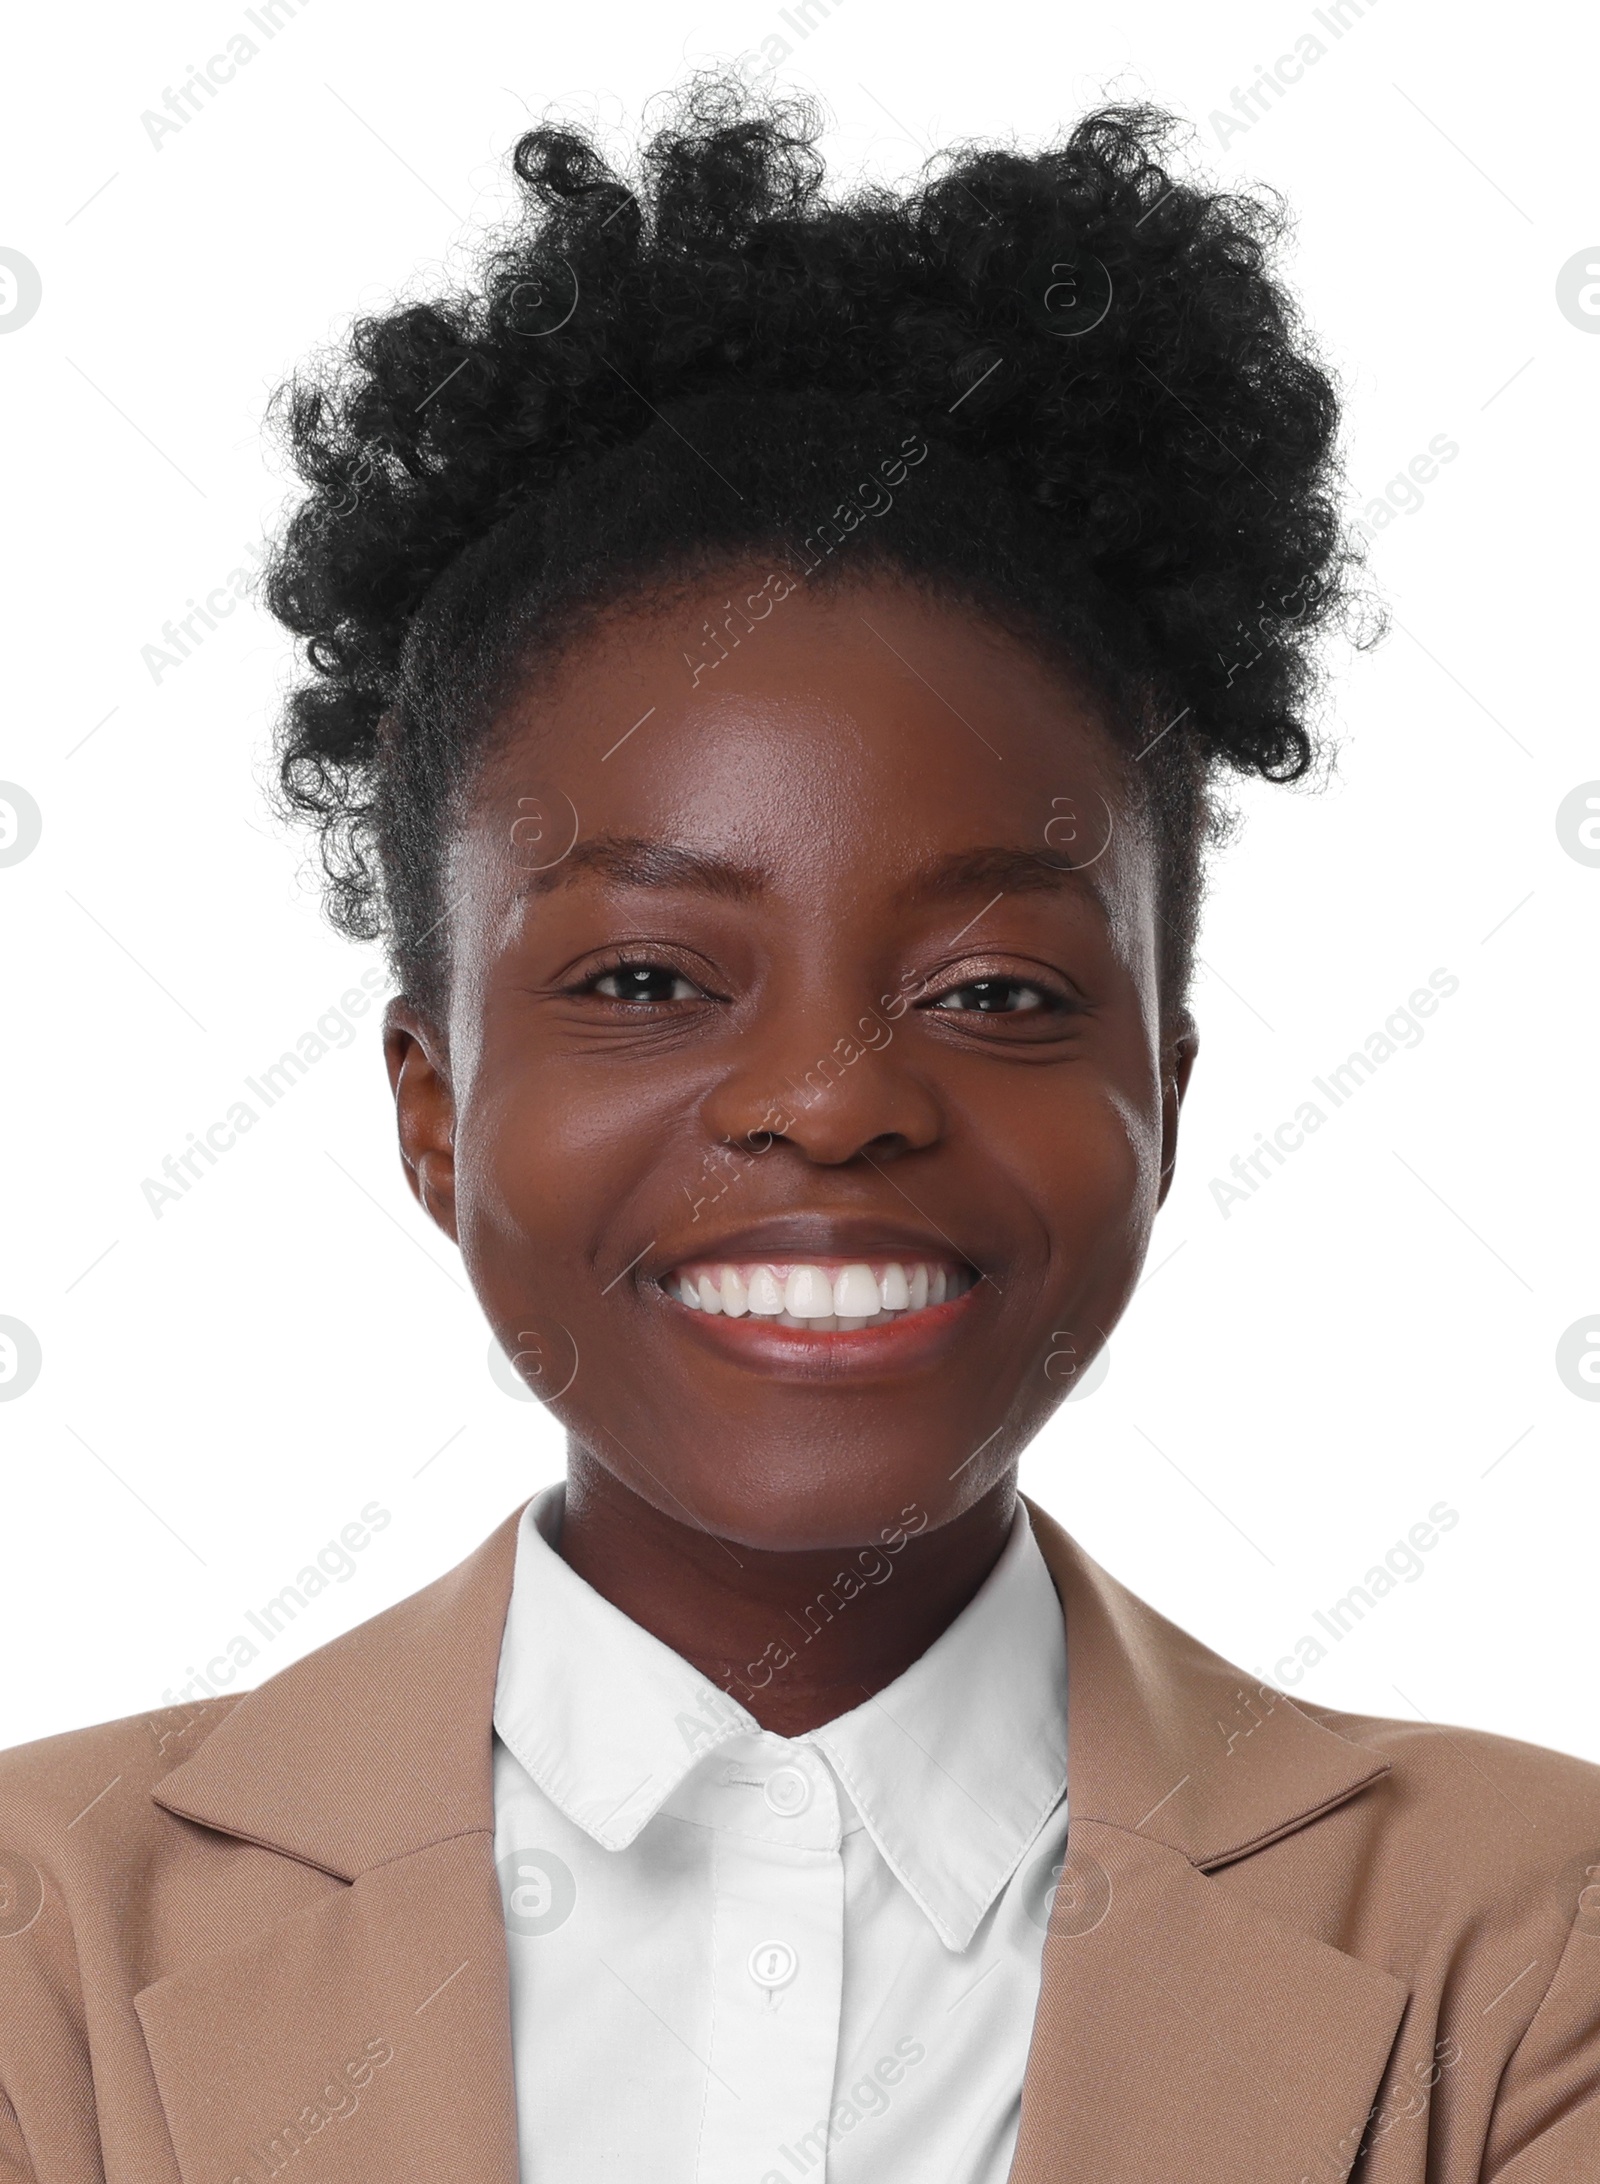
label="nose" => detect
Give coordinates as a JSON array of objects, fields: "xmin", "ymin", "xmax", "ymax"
[{"xmin": 698, "ymin": 999, "xmax": 943, "ymax": 1167}]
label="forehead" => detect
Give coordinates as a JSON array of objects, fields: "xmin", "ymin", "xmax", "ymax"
[{"xmin": 464, "ymin": 571, "xmax": 1146, "ymax": 903}]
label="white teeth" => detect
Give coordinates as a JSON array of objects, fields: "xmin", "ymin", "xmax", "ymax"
[
  {"xmin": 785, "ymin": 1264, "xmax": 834, "ymax": 1318},
  {"xmin": 833, "ymin": 1264, "xmax": 880, "ymax": 1317},
  {"xmin": 670, "ymin": 1258, "xmax": 969, "ymax": 1324}
]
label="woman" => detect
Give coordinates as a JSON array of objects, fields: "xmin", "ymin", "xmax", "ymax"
[{"xmin": 1, "ymin": 77, "xmax": 1595, "ymax": 2184}]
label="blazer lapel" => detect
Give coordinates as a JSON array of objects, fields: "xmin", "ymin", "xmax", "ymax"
[
  {"xmin": 135, "ymin": 1834, "xmax": 515, "ymax": 2184},
  {"xmin": 137, "ymin": 1507, "xmax": 528, "ymax": 2184},
  {"xmin": 1013, "ymin": 1504, "xmax": 1409, "ymax": 2183}
]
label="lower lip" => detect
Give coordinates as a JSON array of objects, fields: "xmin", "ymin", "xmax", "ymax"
[{"xmin": 652, "ymin": 1282, "xmax": 984, "ymax": 1376}]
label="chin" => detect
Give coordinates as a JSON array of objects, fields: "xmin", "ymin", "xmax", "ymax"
[{"xmin": 636, "ymin": 1431, "xmax": 962, "ymax": 1554}]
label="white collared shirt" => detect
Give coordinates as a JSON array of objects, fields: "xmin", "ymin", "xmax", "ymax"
[{"xmin": 491, "ymin": 1486, "xmax": 1069, "ymax": 2183}]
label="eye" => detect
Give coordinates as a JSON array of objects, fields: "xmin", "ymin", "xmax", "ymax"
[
  {"xmin": 584, "ymin": 961, "xmax": 705, "ymax": 1003},
  {"xmin": 930, "ymin": 977, "xmax": 1056, "ymax": 1015}
]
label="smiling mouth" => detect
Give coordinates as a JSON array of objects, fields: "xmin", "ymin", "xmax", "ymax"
[{"xmin": 660, "ymin": 1257, "xmax": 978, "ymax": 1332}]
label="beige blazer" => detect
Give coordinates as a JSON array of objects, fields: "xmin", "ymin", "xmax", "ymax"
[{"xmin": 0, "ymin": 1499, "xmax": 1596, "ymax": 2183}]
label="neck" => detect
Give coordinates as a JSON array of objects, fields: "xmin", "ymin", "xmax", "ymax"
[{"xmin": 556, "ymin": 1453, "xmax": 1018, "ymax": 1737}]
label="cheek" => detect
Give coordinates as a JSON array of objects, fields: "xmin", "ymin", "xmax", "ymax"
[
  {"xmin": 1004, "ymin": 1079, "xmax": 1161, "ymax": 1279},
  {"xmin": 452, "ymin": 1036, "xmax": 691, "ymax": 1280},
  {"xmin": 1071, "ymin": 1095, "xmax": 1156, "ymax": 1237},
  {"xmin": 462, "ymin": 1107, "xmax": 582, "ymax": 1259}
]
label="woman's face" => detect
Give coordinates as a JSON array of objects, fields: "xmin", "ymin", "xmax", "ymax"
[{"xmin": 387, "ymin": 569, "xmax": 1194, "ymax": 1551}]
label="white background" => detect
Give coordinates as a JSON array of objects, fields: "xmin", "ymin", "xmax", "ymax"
[{"xmin": 1, "ymin": 0, "xmax": 1595, "ymax": 1764}]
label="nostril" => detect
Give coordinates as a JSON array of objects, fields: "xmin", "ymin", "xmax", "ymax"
[{"xmin": 859, "ymin": 1134, "xmax": 914, "ymax": 1164}]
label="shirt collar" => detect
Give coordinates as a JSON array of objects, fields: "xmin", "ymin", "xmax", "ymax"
[
  {"xmin": 493, "ymin": 1486, "xmax": 1068, "ymax": 1950},
  {"xmin": 809, "ymin": 1502, "xmax": 1068, "ymax": 1948},
  {"xmin": 493, "ymin": 1484, "xmax": 757, "ymax": 1849}
]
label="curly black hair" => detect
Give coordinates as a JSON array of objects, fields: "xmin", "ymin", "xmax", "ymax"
[{"xmin": 265, "ymin": 73, "xmax": 1365, "ymax": 1026}]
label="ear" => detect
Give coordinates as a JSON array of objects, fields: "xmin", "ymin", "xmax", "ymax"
[
  {"xmin": 383, "ymin": 1000, "xmax": 459, "ymax": 1243},
  {"xmin": 1156, "ymin": 1014, "xmax": 1198, "ymax": 1211}
]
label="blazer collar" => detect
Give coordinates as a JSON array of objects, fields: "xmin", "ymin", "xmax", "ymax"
[
  {"xmin": 1021, "ymin": 1499, "xmax": 1392, "ymax": 1867},
  {"xmin": 151, "ymin": 1503, "xmax": 523, "ymax": 1877}
]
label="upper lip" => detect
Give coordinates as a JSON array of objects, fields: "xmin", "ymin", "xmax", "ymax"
[{"xmin": 648, "ymin": 1212, "xmax": 978, "ymax": 1278}]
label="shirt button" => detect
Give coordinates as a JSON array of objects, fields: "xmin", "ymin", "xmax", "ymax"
[
  {"xmin": 762, "ymin": 1765, "xmax": 813, "ymax": 1816},
  {"xmin": 748, "ymin": 1940, "xmax": 799, "ymax": 1990}
]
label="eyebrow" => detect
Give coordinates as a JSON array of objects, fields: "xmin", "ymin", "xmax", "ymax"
[
  {"xmin": 887, "ymin": 844, "xmax": 1118, "ymax": 945},
  {"xmin": 514, "ymin": 832, "xmax": 1110, "ymax": 916},
  {"xmin": 515, "ymin": 835, "xmax": 769, "ymax": 901},
  {"xmin": 896, "ymin": 844, "xmax": 1110, "ymax": 912}
]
